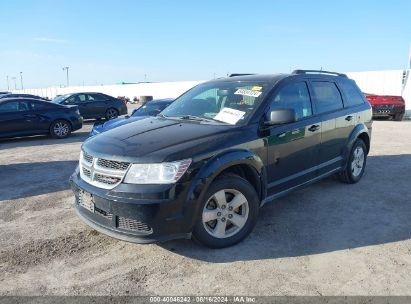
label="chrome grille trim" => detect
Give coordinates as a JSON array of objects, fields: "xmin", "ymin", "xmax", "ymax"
[{"xmin": 79, "ymin": 151, "xmax": 130, "ymax": 189}]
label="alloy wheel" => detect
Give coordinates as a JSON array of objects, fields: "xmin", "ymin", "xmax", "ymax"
[
  {"xmin": 351, "ymin": 146, "xmax": 365, "ymax": 177},
  {"xmin": 202, "ymin": 189, "xmax": 249, "ymax": 239},
  {"xmin": 53, "ymin": 121, "xmax": 69, "ymax": 137}
]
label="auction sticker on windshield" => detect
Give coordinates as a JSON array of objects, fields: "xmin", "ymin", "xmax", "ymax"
[
  {"xmin": 214, "ymin": 107, "xmax": 246, "ymax": 124},
  {"xmin": 234, "ymin": 88, "xmax": 262, "ymax": 97}
]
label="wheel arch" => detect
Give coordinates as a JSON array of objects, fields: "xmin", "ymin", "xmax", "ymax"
[
  {"xmin": 187, "ymin": 149, "xmax": 266, "ymax": 208},
  {"xmin": 343, "ymin": 123, "xmax": 370, "ymax": 168}
]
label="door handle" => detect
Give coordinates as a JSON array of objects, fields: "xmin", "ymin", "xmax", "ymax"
[
  {"xmin": 345, "ymin": 115, "xmax": 353, "ymax": 121},
  {"xmin": 308, "ymin": 124, "xmax": 320, "ymax": 132},
  {"xmin": 23, "ymin": 114, "xmax": 37, "ymax": 118}
]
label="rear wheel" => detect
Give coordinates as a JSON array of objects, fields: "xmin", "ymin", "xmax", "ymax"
[
  {"xmin": 50, "ymin": 120, "xmax": 71, "ymax": 139},
  {"xmin": 393, "ymin": 113, "xmax": 404, "ymax": 121},
  {"xmin": 192, "ymin": 175, "xmax": 259, "ymax": 248},
  {"xmin": 105, "ymin": 108, "xmax": 119, "ymax": 120},
  {"xmin": 339, "ymin": 139, "xmax": 367, "ymax": 184}
]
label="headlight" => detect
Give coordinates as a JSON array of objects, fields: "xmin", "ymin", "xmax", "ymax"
[{"xmin": 124, "ymin": 159, "xmax": 191, "ymax": 184}]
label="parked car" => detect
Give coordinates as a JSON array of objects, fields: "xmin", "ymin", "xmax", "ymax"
[
  {"xmin": 365, "ymin": 93, "xmax": 405, "ymax": 121},
  {"xmin": 70, "ymin": 70, "xmax": 372, "ymax": 248},
  {"xmin": 0, "ymin": 93, "xmax": 48, "ymax": 101},
  {"xmin": 89, "ymin": 98, "xmax": 174, "ymax": 137},
  {"xmin": 52, "ymin": 92, "xmax": 127, "ymax": 120},
  {"xmin": 0, "ymin": 98, "xmax": 83, "ymax": 139}
]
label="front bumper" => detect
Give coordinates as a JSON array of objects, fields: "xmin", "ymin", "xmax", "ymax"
[{"xmin": 70, "ymin": 169, "xmax": 196, "ymax": 243}]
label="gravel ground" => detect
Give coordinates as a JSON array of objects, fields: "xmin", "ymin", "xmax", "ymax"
[{"xmin": 0, "ymin": 118, "xmax": 410, "ymax": 296}]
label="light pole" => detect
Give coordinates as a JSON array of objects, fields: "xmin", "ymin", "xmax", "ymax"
[
  {"xmin": 12, "ymin": 77, "xmax": 17, "ymax": 90},
  {"xmin": 6, "ymin": 75, "xmax": 9, "ymax": 91},
  {"xmin": 62, "ymin": 66, "xmax": 69, "ymax": 87},
  {"xmin": 20, "ymin": 72, "xmax": 23, "ymax": 90}
]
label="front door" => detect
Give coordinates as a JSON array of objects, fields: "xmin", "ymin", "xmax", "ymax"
[{"xmin": 265, "ymin": 81, "xmax": 321, "ymax": 196}]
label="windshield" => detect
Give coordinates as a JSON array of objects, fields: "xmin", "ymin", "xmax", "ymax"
[
  {"xmin": 52, "ymin": 94, "xmax": 71, "ymax": 104},
  {"xmin": 133, "ymin": 102, "xmax": 170, "ymax": 117},
  {"xmin": 161, "ymin": 81, "xmax": 272, "ymax": 125}
]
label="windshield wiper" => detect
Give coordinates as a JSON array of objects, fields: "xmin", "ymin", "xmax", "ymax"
[
  {"xmin": 178, "ymin": 115, "xmax": 221, "ymax": 123},
  {"xmin": 161, "ymin": 114, "xmax": 226, "ymax": 124}
]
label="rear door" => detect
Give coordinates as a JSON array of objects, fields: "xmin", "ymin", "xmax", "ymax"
[
  {"xmin": 309, "ymin": 80, "xmax": 347, "ymax": 174},
  {"xmin": 87, "ymin": 93, "xmax": 108, "ymax": 117},
  {"xmin": 265, "ymin": 80, "xmax": 322, "ymax": 195},
  {"xmin": 29, "ymin": 100, "xmax": 54, "ymax": 131}
]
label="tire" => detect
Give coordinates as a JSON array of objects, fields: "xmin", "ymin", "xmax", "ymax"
[
  {"xmin": 339, "ymin": 139, "xmax": 367, "ymax": 184},
  {"xmin": 50, "ymin": 120, "xmax": 71, "ymax": 139},
  {"xmin": 192, "ymin": 175, "xmax": 259, "ymax": 248},
  {"xmin": 105, "ymin": 108, "xmax": 119, "ymax": 120},
  {"xmin": 393, "ymin": 113, "xmax": 404, "ymax": 121}
]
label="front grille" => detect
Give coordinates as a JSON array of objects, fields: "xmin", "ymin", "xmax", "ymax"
[
  {"xmin": 83, "ymin": 151, "xmax": 93, "ymax": 163},
  {"xmin": 94, "ymin": 173, "xmax": 121, "ymax": 185},
  {"xmin": 79, "ymin": 150, "xmax": 130, "ymax": 189},
  {"xmin": 97, "ymin": 159, "xmax": 130, "ymax": 171},
  {"xmin": 82, "ymin": 167, "xmax": 91, "ymax": 178},
  {"xmin": 118, "ymin": 217, "xmax": 152, "ymax": 233}
]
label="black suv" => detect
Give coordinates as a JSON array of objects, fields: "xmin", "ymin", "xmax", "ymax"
[
  {"xmin": 52, "ymin": 92, "xmax": 127, "ymax": 120},
  {"xmin": 70, "ymin": 70, "xmax": 372, "ymax": 248}
]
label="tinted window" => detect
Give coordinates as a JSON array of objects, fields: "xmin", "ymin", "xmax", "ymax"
[
  {"xmin": 30, "ymin": 101, "xmax": 48, "ymax": 110},
  {"xmin": 88, "ymin": 94, "xmax": 103, "ymax": 101},
  {"xmin": 339, "ymin": 80, "xmax": 365, "ymax": 107},
  {"xmin": 133, "ymin": 103, "xmax": 170, "ymax": 117},
  {"xmin": 0, "ymin": 101, "xmax": 30, "ymax": 112},
  {"xmin": 311, "ymin": 81, "xmax": 343, "ymax": 113},
  {"xmin": 66, "ymin": 94, "xmax": 87, "ymax": 104},
  {"xmin": 269, "ymin": 82, "xmax": 312, "ymax": 120}
]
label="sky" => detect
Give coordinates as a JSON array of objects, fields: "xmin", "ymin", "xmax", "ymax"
[{"xmin": 0, "ymin": 0, "xmax": 410, "ymax": 89}]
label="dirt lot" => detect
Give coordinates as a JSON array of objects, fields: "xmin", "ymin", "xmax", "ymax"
[{"xmin": 0, "ymin": 118, "xmax": 410, "ymax": 296}]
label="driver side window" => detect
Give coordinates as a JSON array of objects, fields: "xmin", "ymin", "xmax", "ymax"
[{"xmin": 269, "ymin": 82, "xmax": 312, "ymax": 120}]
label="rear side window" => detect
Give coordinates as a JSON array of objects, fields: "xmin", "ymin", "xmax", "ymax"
[
  {"xmin": 311, "ymin": 81, "xmax": 343, "ymax": 114},
  {"xmin": 0, "ymin": 101, "xmax": 30, "ymax": 112},
  {"xmin": 88, "ymin": 94, "xmax": 103, "ymax": 101},
  {"xmin": 339, "ymin": 80, "xmax": 365, "ymax": 107},
  {"xmin": 30, "ymin": 101, "xmax": 48, "ymax": 110},
  {"xmin": 269, "ymin": 82, "xmax": 312, "ymax": 120}
]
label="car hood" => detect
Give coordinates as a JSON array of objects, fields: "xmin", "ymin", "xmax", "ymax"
[
  {"xmin": 96, "ymin": 115, "xmax": 147, "ymax": 131},
  {"xmin": 83, "ymin": 117, "xmax": 245, "ymax": 163}
]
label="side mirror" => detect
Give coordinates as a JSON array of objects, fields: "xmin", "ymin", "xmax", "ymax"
[{"xmin": 264, "ymin": 109, "xmax": 296, "ymax": 126}]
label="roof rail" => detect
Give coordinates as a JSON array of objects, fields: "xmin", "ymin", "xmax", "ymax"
[
  {"xmin": 292, "ymin": 69, "xmax": 347, "ymax": 78},
  {"xmin": 228, "ymin": 73, "xmax": 256, "ymax": 77}
]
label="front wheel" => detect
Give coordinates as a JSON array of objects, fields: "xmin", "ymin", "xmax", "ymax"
[
  {"xmin": 50, "ymin": 120, "xmax": 71, "ymax": 139},
  {"xmin": 339, "ymin": 139, "xmax": 367, "ymax": 184},
  {"xmin": 192, "ymin": 175, "xmax": 259, "ymax": 248}
]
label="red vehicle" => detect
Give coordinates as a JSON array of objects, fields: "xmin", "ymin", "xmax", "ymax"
[{"xmin": 365, "ymin": 94, "xmax": 405, "ymax": 121}]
